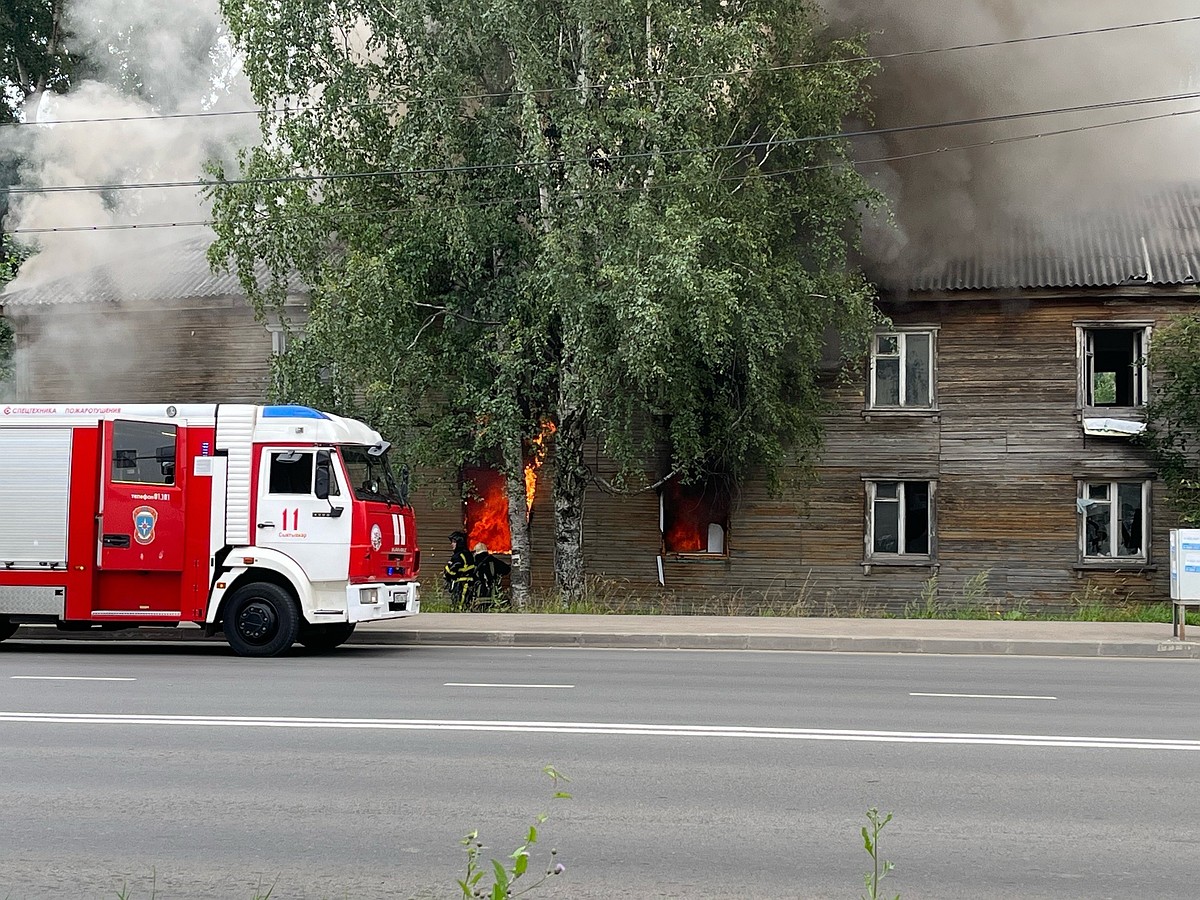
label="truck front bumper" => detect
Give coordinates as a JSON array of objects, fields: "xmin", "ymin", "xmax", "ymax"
[{"xmin": 346, "ymin": 581, "xmax": 420, "ymax": 623}]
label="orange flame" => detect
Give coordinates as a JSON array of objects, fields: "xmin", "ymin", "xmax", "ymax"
[
  {"xmin": 523, "ymin": 421, "xmax": 557, "ymax": 516},
  {"xmin": 463, "ymin": 467, "xmax": 512, "ymax": 553},
  {"xmin": 462, "ymin": 422, "xmax": 557, "ymax": 552}
]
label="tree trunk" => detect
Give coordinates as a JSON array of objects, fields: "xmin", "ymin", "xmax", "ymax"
[
  {"xmin": 553, "ymin": 372, "xmax": 588, "ymax": 599},
  {"xmin": 503, "ymin": 426, "xmax": 533, "ymax": 610},
  {"xmin": 493, "ymin": 320, "xmax": 533, "ymax": 609}
]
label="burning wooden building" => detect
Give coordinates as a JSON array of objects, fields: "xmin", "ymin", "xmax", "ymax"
[{"xmin": 415, "ymin": 187, "xmax": 1200, "ymax": 612}]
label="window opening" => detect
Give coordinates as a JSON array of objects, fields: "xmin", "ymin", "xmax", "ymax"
[
  {"xmin": 871, "ymin": 331, "xmax": 933, "ymax": 408},
  {"xmin": 1085, "ymin": 327, "xmax": 1145, "ymax": 407},
  {"xmin": 112, "ymin": 422, "xmax": 177, "ymax": 486},
  {"xmin": 1081, "ymin": 480, "xmax": 1145, "ymax": 560},
  {"xmin": 462, "ymin": 466, "xmax": 512, "ymax": 553},
  {"xmin": 268, "ymin": 451, "xmax": 314, "ymax": 494},
  {"xmin": 661, "ymin": 476, "xmax": 731, "ymax": 555},
  {"xmin": 342, "ymin": 445, "xmax": 411, "ymax": 505},
  {"xmin": 870, "ymin": 481, "xmax": 931, "ymax": 557},
  {"xmin": 459, "ymin": 422, "xmax": 556, "ymax": 553}
]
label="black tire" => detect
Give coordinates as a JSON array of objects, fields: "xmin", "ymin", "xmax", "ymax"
[
  {"xmin": 222, "ymin": 582, "xmax": 300, "ymax": 657},
  {"xmin": 0, "ymin": 618, "xmax": 19, "ymax": 642},
  {"xmin": 298, "ymin": 622, "xmax": 356, "ymax": 652}
]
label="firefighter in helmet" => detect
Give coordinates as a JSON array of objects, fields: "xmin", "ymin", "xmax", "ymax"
[
  {"xmin": 472, "ymin": 542, "xmax": 512, "ymax": 610},
  {"xmin": 443, "ymin": 530, "xmax": 476, "ymax": 611}
]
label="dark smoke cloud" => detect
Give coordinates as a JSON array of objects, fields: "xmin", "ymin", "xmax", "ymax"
[{"xmin": 820, "ymin": 1, "xmax": 1200, "ymax": 283}]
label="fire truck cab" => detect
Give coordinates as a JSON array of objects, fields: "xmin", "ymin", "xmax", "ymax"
[{"xmin": 0, "ymin": 403, "xmax": 420, "ymax": 656}]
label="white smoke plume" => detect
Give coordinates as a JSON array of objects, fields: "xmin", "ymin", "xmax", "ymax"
[
  {"xmin": 820, "ymin": 1, "xmax": 1200, "ymax": 283},
  {"xmin": 1, "ymin": 0, "xmax": 258, "ymax": 288}
]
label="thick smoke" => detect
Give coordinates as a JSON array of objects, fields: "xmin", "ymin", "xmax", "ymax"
[
  {"xmin": 820, "ymin": 1, "xmax": 1200, "ymax": 283},
  {"xmin": 0, "ymin": 0, "xmax": 259, "ymax": 399},
  {"xmin": 2, "ymin": 0, "xmax": 257, "ymax": 285},
  {"xmin": 4, "ymin": 3, "xmax": 1197, "ymax": 300}
]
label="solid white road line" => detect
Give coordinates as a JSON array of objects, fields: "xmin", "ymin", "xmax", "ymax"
[
  {"xmin": 10, "ymin": 676, "xmax": 136, "ymax": 682},
  {"xmin": 0, "ymin": 711, "xmax": 1194, "ymax": 751},
  {"xmin": 910, "ymin": 692, "xmax": 1057, "ymax": 700},
  {"xmin": 444, "ymin": 682, "xmax": 575, "ymax": 688}
]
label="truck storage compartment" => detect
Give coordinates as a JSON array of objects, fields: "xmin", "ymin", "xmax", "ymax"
[{"xmin": 0, "ymin": 426, "xmax": 72, "ymax": 568}]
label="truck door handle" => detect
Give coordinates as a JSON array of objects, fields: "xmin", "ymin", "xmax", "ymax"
[
  {"xmin": 102, "ymin": 534, "xmax": 131, "ymax": 548},
  {"xmin": 257, "ymin": 522, "xmax": 274, "ymax": 529}
]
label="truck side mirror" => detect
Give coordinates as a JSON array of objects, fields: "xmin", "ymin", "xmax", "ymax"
[
  {"xmin": 314, "ymin": 449, "xmax": 332, "ymax": 500},
  {"xmin": 399, "ymin": 464, "xmax": 410, "ymax": 507}
]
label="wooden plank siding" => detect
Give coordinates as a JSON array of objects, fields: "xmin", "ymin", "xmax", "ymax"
[
  {"xmin": 416, "ymin": 291, "xmax": 1197, "ymax": 613},
  {"xmin": 8, "ymin": 297, "xmax": 283, "ymax": 404}
]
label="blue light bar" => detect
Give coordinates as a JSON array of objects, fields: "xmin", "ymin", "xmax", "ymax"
[{"xmin": 262, "ymin": 405, "xmax": 329, "ymax": 419}]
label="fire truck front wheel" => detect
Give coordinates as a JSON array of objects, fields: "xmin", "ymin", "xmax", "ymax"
[
  {"xmin": 222, "ymin": 582, "xmax": 301, "ymax": 657},
  {"xmin": 0, "ymin": 617, "xmax": 19, "ymax": 642}
]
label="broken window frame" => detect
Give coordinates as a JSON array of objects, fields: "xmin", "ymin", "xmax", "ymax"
[
  {"xmin": 867, "ymin": 328, "xmax": 937, "ymax": 410},
  {"xmin": 659, "ymin": 476, "xmax": 732, "ymax": 558},
  {"xmin": 865, "ymin": 479, "xmax": 935, "ymax": 561},
  {"xmin": 1076, "ymin": 323, "xmax": 1151, "ymax": 410},
  {"xmin": 1078, "ymin": 478, "xmax": 1149, "ymax": 563}
]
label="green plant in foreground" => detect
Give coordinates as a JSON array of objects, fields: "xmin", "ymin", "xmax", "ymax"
[
  {"xmin": 112, "ymin": 871, "xmax": 275, "ymax": 899},
  {"xmin": 458, "ymin": 766, "xmax": 571, "ymax": 899},
  {"xmin": 861, "ymin": 807, "xmax": 900, "ymax": 900}
]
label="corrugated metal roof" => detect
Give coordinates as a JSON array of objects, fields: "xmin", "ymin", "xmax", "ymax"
[
  {"xmin": 0, "ymin": 235, "xmax": 306, "ymax": 307},
  {"xmin": 909, "ymin": 185, "xmax": 1200, "ymax": 292}
]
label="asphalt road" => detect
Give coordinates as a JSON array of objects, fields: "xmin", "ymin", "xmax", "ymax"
[{"xmin": 0, "ymin": 641, "xmax": 1197, "ymax": 899}]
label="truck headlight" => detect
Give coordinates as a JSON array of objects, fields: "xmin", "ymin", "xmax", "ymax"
[{"xmin": 360, "ymin": 587, "xmax": 380, "ymax": 605}]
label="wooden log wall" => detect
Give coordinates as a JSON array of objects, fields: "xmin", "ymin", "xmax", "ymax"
[
  {"xmin": 8, "ymin": 297, "xmax": 281, "ymax": 404},
  {"xmin": 416, "ymin": 290, "xmax": 1199, "ymax": 613}
]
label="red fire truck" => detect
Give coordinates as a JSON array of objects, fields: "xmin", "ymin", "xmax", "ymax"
[{"xmin": 0, "ymin": 403, "xmax": 420, "ymax": 656}]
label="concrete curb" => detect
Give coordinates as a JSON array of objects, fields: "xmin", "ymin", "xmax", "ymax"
[
  {"xmin": 374, "ymin": 629, "xmax": 1200, "ymax": 659},
  {"xmin": 9, "ymin": 624, "xmax": 1199, "ymax": 659}
]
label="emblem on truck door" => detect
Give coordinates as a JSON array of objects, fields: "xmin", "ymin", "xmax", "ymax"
[
  {"xmin": 132, "ymin": 506, "xmax": 158, "ymax": 545},
  {"xmin": 370, "ymin": 523, "xmax": 383, "ymax": 551}
]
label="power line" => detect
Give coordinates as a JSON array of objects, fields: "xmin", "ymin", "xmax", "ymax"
[
  {"xmin": 10, "ymin": 104, "xmax": 1197, "ymax": 236},
  {"xmin": 855, "ymin": 14, "xmax": 1200, "ymax": 63},
  {"xmin": 3, "ymin": 14, "xmax": 1197, "ymax": 129},
  {"xmin": 5, "ymin": 89, "xmax": 1198, "ymax": 197}
]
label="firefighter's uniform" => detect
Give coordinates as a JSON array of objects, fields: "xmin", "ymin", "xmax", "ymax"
[{"xmin": 443, "ymin": 532, "xmax": 476, "ymax": 611}]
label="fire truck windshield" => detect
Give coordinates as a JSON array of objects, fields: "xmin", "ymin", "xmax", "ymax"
[{"xmin": 340, "ymin": 445, "xmax": 404, "ymax": 506}]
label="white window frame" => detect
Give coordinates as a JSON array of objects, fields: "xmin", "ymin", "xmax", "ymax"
[
  {"xmin": 1076, "ymin": 323, "xmax": 1151, "ymax": 410},
  {"xmin": 1078, "ymin": 479, "xmax": 1150, "ymax": 563},
  {"xmin": 266, "ymin": 323, "xmax": 288, "ymax": 355},
  {"xmin": 868, "ymin": 328, "xmax": 937, "ymax": 410},
  {"xmin": 865, "ymin": 479, "xmax": 935, "ymax": 561}
]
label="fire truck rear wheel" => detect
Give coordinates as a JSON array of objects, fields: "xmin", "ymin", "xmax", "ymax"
[
  {"xmin": 223, "ymin": 583, "xmax": 301, "ymax": 657},
  {"xmin": 298, "ymin": 622, "xmax": 357, "ymax": 651},
  {"xmin": 0, "ymin": 618, "xmax": 19, "ymax": 642}
]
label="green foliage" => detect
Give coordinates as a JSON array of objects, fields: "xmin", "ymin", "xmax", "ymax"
[
  {"xmin": 1142, "ymin": 313, "xmax": 1200, "ymax": 525},
  {"xmin": 209, "ymin": 0, "xmax": 883, "ymax": 577},
  {"xmin": 0, "ymin": 0, "xmax": 74, "ymax": 123},
  {"xmin": 861, "ymin": 807, "xmax": 900, "ymax": 900},
  {"xmin": 0, "ymin": 234, "xmax": 28, "ymax": 384},
  {"xmin": 458, "ymin": 766, "xmax": 570, "ymax": 900},
  {"xmin": 0, "ymin": 233, "xmax": 27, "ymax": 286}
]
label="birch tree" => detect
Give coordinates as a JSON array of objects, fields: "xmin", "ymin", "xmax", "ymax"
[{"xmin": 209, "ymin": 0, "xmax": 881, "ymax": 598}]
